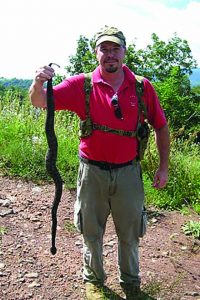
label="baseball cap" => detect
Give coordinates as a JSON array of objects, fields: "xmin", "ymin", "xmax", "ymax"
[{"xmin": 95, "ymin": 26, "xmax": 126, "ymax": 47}]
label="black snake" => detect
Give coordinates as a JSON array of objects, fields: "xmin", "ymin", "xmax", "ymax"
[{"xmin": 45, "ymin": 63, "xmax": 62, "ymax": 255}]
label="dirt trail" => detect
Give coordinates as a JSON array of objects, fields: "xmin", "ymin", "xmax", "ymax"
[{"xmin": 0, "ymin": 176, "xmax": 200, "ymax": 299}]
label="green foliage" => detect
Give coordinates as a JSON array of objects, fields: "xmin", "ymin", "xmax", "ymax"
[
  {"xmin": 168, "ymin": 143, "xmax": 199, "ymax": 209},
  {"xmin": 65, "ymin": 32, "xmax": 197, "ymax": 81},
  {"xmin": 53, "ymin": 74, "xmax": 66, "ymax": 85},
  {"xmin": 179, "ymin": 205, "xmax": 191, "ymax": 216},
  {"xmin": 143, "ymin": 279, "xmax": 162, "ymax": 296},
  {"xmin": 66, "ymin": 35, "xmax": 97, "ymax": 75},
  {"xmin": 55, "ymin": 111, "xmax": 80, "ymax": 187},
  {"xmin": 126, "ymin": 33, "xmax": 197, "ymax": 81},
  {"xmin": 0, "ymin": 226, "xmax": 8, "ymax": 236},
  {"xmin": 182, "ymin": 220, "xmax": 200, "ymax": 239},
  {"xmin": 64, "ymin": 220, "xmax": 77, "ymax": 233},
  {"xmin": 0, "ymin": 89, "xmax": 79, "ymax": 186},
  {"xmin": 192, "ymin": 203, "xmax": 200, "ymax": 215},
  {"xmin": 142, "ymin": 133, "xmax": 200, "ymax": 213},
  {"xmin": 153, "ymin": 67, "xmax": 200, "ymax": 135},
  {"xmin": 0, "ymin": 95, "xmax": 47, "ymax": 180},
  {"xmin": 124, "ymin": 43, "xmax": 142, "ymax": 73}
]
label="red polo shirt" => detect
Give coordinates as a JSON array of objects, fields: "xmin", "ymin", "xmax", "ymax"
[{"xmin": 53, "ymin": 65, "xmax": 167, "ymax": 163}]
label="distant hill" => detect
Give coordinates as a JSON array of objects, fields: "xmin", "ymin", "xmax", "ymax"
[
  {"xmin": 0, "ymin": 77, "xmax": 32, "ymax": 89},
  {"xmin": 0, "ymin": 68, "xmax": 199, "ymax": 89}
]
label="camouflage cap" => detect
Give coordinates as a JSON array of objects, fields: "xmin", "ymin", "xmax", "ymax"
[{"xmin": 95, "ymin": 26, "xmax": 126, "ymax": 47}]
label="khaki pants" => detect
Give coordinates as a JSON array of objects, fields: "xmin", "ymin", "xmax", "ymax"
[{"xmin": 74, "ymin": 160, "xmax": 146, "ymax": 285}]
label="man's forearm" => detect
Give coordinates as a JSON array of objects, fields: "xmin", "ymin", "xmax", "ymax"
[
  {"xmin": 29, "ymin": 80, "xmax": 47, "ymax": 108},
  {"xmin": 155, "ymin": 124, "xmax": 170, "ymax": 171}
]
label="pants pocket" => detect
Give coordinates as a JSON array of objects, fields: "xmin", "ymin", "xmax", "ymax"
[{"xmin": 139, "ymin": 208, "xmax": 147, "ymax": 237}]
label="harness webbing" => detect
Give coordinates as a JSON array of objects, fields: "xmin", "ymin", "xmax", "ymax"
[
  {"xmin": 81, "ymin": 73, "xmax": 146, "ymax": 138},
  {"xmin": 135, "ymin": 75, "xmax": 147, "ymax": 120},
  {"xmin": 84, "ymin": 73, "xmax": 92, "ymax": 119},
  {"xmin": 93, "ymin": 123, "xmax": 137, "ymax": 137}
]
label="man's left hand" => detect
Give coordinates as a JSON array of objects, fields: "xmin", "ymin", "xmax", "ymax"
[{"xmin": 153, "ymin": 168, "xmax": 168, "ymax": 189}]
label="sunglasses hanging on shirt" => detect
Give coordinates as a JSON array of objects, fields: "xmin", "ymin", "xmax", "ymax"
[{"xmin": 111, "ymin": 94, "xmax": 123, "ymax": 120}]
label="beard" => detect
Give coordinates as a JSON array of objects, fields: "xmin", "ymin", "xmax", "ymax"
[
  {"xmin": 105, "ymin": 65, "xmax": 118, "ymax": 73},
  {"xmin": 104, "ymin": 62, "xmax": 118, "ymax": 73}
]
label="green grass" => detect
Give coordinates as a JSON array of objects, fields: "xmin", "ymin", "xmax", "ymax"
[
  {"xmin": 0, "ymin": 226, "xmax": 8, "ymax": 236},
  {"xmin": 64, "ymin": 220, "xmax": 77, "ymax": 233},
  {"xmin": 0, "ymin": 92, "xmax": 199, "ymax": 212},
  {"xmin": 143, "ymin": 279, "xmax": 162, "ymax": 296},
  {"xmin": 0, "ymin": 96, "xmax": 79, "ymax": 186},
  {"xmin": 142, "ymin": 133, "xmax": 200, "ymax": 213},
  {"xmin": 182, "ymin": 220, "xmax": 200, "ymax": 239}
]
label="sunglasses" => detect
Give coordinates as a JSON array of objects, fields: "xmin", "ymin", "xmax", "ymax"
[{"xmin": 111, "ymin": 94, "xmax": 123, "ymax": 119}]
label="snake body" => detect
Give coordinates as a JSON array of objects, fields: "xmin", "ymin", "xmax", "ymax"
[{"xmin": 45, "ymin": 65, "xmax": 63, "ymax": 255}]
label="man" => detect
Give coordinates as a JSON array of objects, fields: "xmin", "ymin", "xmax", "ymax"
[{"xmin": 29, "ymin": 26, "xmax": 170, "ymax": 299}]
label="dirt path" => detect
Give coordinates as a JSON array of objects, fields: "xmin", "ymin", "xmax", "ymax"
[{"xmin": 0, "ymin": 176, "xmax": 200, "ymax": 300}]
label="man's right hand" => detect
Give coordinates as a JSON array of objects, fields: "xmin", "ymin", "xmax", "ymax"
[
  {"xmin": 35, "ymin": 65, "xmax": 55, "ymax": 85},
  {"xmin": 29, "ymin": 65, "xmax": 55, "ymax": 108}
]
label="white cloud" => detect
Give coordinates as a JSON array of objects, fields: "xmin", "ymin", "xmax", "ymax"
[{"xmin": 0, "ymin": 0, "xmax": 199, "ymax": 79}]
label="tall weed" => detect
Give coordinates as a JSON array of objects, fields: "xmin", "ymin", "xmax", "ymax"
[
  {"xmin": 142, "ymin": 132, "xmax": 200, "ymax": 212},
  {"xmin": 0, "ymin": 94, "xmax": 79, "ymax": 185}
]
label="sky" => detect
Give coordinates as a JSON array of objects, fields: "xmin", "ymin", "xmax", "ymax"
[{"xmin": 1, "ymin": 0, "xmax": 200, "ymax": 79}]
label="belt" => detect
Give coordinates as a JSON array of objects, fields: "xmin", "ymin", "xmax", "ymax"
[{"xmin": 80, "ymin": 156, "xmax": 134, "ymax": 170}]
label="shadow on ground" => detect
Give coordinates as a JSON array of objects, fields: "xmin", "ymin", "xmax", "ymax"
[{"xmin": 101, "ymin": 286, "xmax": 156, "ymax": 299}]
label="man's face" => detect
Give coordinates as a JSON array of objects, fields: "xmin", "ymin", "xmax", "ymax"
[{"xmin": 96, "ymin": 41, "xmax": 126, "ymax": 73}]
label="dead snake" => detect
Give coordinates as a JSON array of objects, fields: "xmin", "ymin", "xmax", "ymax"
[{"xmin": 45, "ymin": 63, "xmax": 62, "ymax": 255}]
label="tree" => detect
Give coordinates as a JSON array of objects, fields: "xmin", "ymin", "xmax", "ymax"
[
  {"xmin": 65, "ymin": 36, "xmax": 97, "ymax": 75},
  {"xmin": 125, "ymin": 33, "xmax": 197, "ymax": 81},
  {"xmin": 65, "ymin": 32, "xmax": 197, "ymax": 82},
  {"xmin": 153, "ymin": 66, "xmax": 200, "ymax": 135}
]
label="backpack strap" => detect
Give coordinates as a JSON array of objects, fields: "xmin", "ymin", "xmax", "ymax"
[
  {"xmin": 80, "ymin": 73, "xmax": 147, "ymax": 140},
  {"xmin": 93, "ymin": 123, "xmax": 137, "ymax": 137},
  {"xmin": 84, "ymin": 72, "xmax": 93, "ymax": 119},
  {"xmin": 134, "ymin": 75, "xmax": 150, "ymax": 160},
  {"xmin": 135, "ymin": 75, "xmax": 147, "ymax": 120}
]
